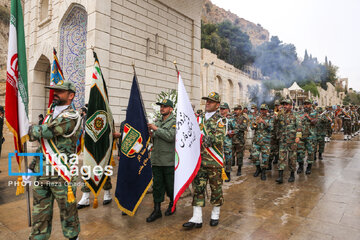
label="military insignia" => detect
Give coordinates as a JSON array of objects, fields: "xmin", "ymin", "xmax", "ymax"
[
  {"xmin": 200, "ymin": 123, "xmax": 204, "ymax": 130},
  {"xmin": 218, "ymin": 121, "xmax": 224, "ymax": 128},
  {"xmin": 85, "ymin": 110, "xmax": 109, "ymax": 142},
  {"xmin": 162, "ymin": 99, "xmax": 167, "ymax": 104},
  {"xmin": 121, "ymin": 124, "xmax": 143, "ymax": 158},
  {"xmin": 209, "ymin": 92, "xmax": 216, "ymax": 97},
  {"xmin": 172, "ymin": 124, "xmax": 176, "ymax": 128},
  {"xmin": 58, "ymin": 80, "xmax": 64, "ymax": 85}
]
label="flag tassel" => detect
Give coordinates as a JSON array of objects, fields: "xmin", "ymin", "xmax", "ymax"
[
  {"xmin": 93, "ymin": 196, "xmax": 98, "ymax": 208},
  {"xmin": 221, "ymin": 168, "xmax": 228, "ymax": 181},
  {"xmin": 67, "ymin": 185, "xmax": 76, "ymax": 203},
  {"xmin": 16, "ymin": 177, "xmax": 25, "ymax": 195}
]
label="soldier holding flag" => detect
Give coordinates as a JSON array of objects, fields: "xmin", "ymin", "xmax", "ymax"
[{"xmin": 183, "ymin": 92, "xmax": 226, "ymax": 229}]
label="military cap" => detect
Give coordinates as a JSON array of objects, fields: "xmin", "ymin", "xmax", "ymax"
[
  {"xmin": 304, "ymin": 99, "xmax": 312, "ymax": 104},
  {"xmin": 156, "ymin": 99, "xmax": 174, "ymax": 108},
  {"xmin": 202, "ymin": 92, "xmax": 221, "ymax": 103},
  {"xmin": 220, "ymin": 102, "xmax": 230, "ymax": 109},
  {"xmin": 317, "ymin": 107, "xmax": 323, "ymax": 111},
  {"xmin": 281, "ymin": 99, "xmax": 291, "ymax": 104},
  {"xmin": 260, "ymin": 104, "xmax": 269, "ymax": 110},
  {"xmin": 233, "ymin": 104, "xmax": 242, "ymax": 110},
  {"xmin": 45, "ymin": 80, "xmax": 76, "ymax": 93},
  {"xmin": 274, "ymin": 100, "xmax": 280, "ymax": 106},
  {"xmin": 251, "ymin": 104, "xmax": 257, "ymax": 109}
]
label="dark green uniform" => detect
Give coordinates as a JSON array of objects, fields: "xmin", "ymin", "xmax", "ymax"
[
  {"xmin": 231, "ymin": 113, "xmax": 248, "ymax": 167},
  {"xmin": 251, "ymin": 114, "xmax": 273, "ymax": 168},
  {"xmin": 28, "ymin": 106, "xmax": 81, "ymax": 240},
  {"xmin": 151, "ymin": 113, "xmax": 176, "ymax": 203}
]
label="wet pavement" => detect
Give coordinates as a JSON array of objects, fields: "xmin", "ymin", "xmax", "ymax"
[{"xmin": 0, "ymin": 129, "xmax": 360, "ymax": 240}]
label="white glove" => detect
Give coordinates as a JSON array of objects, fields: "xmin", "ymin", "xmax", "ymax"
[{"xmin": 22, "ymin": 169, "xmax": 33, "ymax": 185}]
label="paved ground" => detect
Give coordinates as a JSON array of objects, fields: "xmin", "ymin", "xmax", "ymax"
[{"xmin": 0, "ymin": 129, "xmax": 359, "ymax": 240}]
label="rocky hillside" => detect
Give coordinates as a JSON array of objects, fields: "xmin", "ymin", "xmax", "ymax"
[
  {"xmin": 202, "ymin": 0, "xmax": 269, "ymax": 46},
  {"xmin": 0, "ymin": 1, "xmax": 10, "ymax": 105}
]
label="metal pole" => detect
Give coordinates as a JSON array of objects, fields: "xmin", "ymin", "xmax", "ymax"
[
  {"xmin": 23, "ymin": 142, "xmax": 32, "ymax": 227},
  {"xmin": 132, "ymin": 62, "xmax": 149, "ymax": 123}
]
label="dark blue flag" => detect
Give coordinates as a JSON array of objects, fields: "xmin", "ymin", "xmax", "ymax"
[{"xmin": 115, "ymin": 75, "xmax": 152, "ymax": 216}]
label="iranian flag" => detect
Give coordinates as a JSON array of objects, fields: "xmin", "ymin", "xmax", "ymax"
[
  {"xmin": 5, "ymin": 0, "xmax": 29, "ymax": 192},
  {"xmin": 172, "ymin": 72, "xmax": 201, "ymax": 212}
]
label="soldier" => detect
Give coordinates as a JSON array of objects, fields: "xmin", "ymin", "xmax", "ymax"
[
  {"xmin": 219, "ymin": 103, "xmax": 236, "ymax": 182},
  {"xmin": 248, "ymin": 104, "xmax": 258, "ymax": 161},
  {"xmin": 146, "ymin": 99, "xmax": 176, "ymax": 222},
  {"xmin": 231, "ymin": 104, "xmax": 248, "ymax": 176},
  {"xmin": 26, "ymin": 81, "xmax": 81, "ymax": 240},
  {"xmin": 314, "ymin": 107, "xmax": 328, "ymax": 160},
  {"xmin": 296, "ymin": 99, "xmax": 318, "ymax": 175},
  {"xmin": 183, "ymin": 92, "xmax": 225, "ymax": 229},
  {"xmin": 250, "ymin": 104, "xmax": 273, "ymax": 181},
  {"xmin": 268, "ymin": 100, "xmax": 281, "ymax": 169},
  {"xmin": 334, "ymin": 105, "xmax": 343, "ymax": 133},
  {"xmin": 324, "ymin": 106, "xmax": 334, "ymax": 142},
  {"xmin": 350, "ymin": 105, "xmax": 357, "ymax": 137},
  {"xmin": 342, "ymin": 105, "xmax": 352, "ymax": 140},
  {"xmin": 276, "ymin": 99, "xmax": 302, "ymax": 184}
]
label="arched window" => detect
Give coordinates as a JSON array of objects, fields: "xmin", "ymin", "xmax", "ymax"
[
  {"xmin": 59, "ymin": 5, "xmax": 87, "ymax": 109},
  {"xmin": 40, "ymin": 0, "xmax": 49, "ymax": 22},
  {"xmin": 215, "ymin": 75, "xmax": 223, "ymax": 98}
]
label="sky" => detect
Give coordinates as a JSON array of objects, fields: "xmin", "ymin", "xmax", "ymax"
[{"xmin": 211, "ymin": 0, "xmax": 360, "ymax": 91}]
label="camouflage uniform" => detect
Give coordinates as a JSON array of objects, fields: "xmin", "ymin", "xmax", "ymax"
[
  {"xmin": 276, "ymin": 103, "xmax": 302, "ymax": 173},
  {"xmin": 193, "ymin": 93, "xmax": 226, "ymax": 207},
  {"xmin": 28, "ymin": 104, "xmax": 81, "ymax": 240},
  {"xmin": 231, "ymin": 105, "xmax": 248, "ymax": 174},
  {"xmin": 220, "ymin": 103, "xmax": 236, "ymax": 174},
  {"xmin": 315, "ymin": 108, "xmax": 328, "ymax": 158},
  {"xmin": 269, "ymin": 102, "xmax": 280, "ymax": 166},
  {"xmin": 296, "ymin": 106, "xmax": 318, "ymax": 165},
  {"xmin": 342, "ymin": 107, "xmax": 352, "ymax": 139},
  {"xmin": 325, "ymin": 107, "xmax": 334, "ymax": 140},
  {"xmin": 250, "ymin": 106, "xmax": 273, "ymax": 169}
]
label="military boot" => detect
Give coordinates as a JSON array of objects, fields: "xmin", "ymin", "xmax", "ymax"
[
  {"xmin": 236, "ymin": 165, "xmax": 242, "ymax": 176},
  {"xmin": 165, "ymin": 201, "xmax": 175, "ymax": 216},
  {"xmin": 275, "ymin": 170, "xmax": 284, "ymax": 184},
  {"xmin": 253, "ymin": 165, "xmax": 261, "ymax": 177},
  {"xmin": 297, "ymin": 162, "xmax": 304, "ymax": 174},
  {"xmin": 261, "ymin": 168, "xmax": 266, "ymax": 181},
  {"xmin": 225, "ymin": 171, "xmax": 231, "ymax": 182},
  {"xmin": 314, "ymin": 152, "xmax": 317, "ymax": 161},
  {"xmin": 319, "ymin": 152, "xmax": 323, "ymax": 160},
  {"xmin": 146, "ymin": 202, "xmax": 162, "ymax": 222},
  {"xmin": 231, "ymin": 159, "xmax": 235, "ymax": 166},
  {"xmin": 305, "ymin": 164, "xmax": 312, "ymax": 175},
  {"xmin": 288, "ymin": 171, "xmax": 295, "ymax": 182},
  {"xmin": 266, "ymin": 163, "xmax": 272, "ymax": 170}
]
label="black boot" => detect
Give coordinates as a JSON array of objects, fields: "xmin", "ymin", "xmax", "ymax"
[
  {"xmin": 297, "ymin": 162, "xmax": 304, "ymax": 174},
  {"xmin": 275, "ymin": 170, "xmax": 284, "ymax": 184},
  {"xmin": 236, "ymin": 165, "xmax": 242, "ymax": 176},
  {"xmin": 314, "ymin": 152, "xmax": 317, "ymax": 161},
  {"xmin": 146, "ymin": 202, "xmax": 162, "ymax": 222},
  {"xmin": 306, "ymin": 164, "xmax": 312, "ymax": 175},
  {"xmin": 225, "ymin": 171, "xmax": 231, "ymax": 182},
  {"xmin": 267, "ymin": 162, "xmax": 272, "ymax": 170},
  {"xmin": 253, "ymin": 165, "xmax": 261, "ymax": 177},
  {"xmin": 261, "ymin": 168, "xmax": 266, "ymax": 181},
  {"xmin": 288, "ymin": 171, "xmax": 295, "ymax": 182},
  {"xmin": 231, "ymin": 159, "xmax": 235, "ymax": 166},
  {"xmin": 165, "ymin": 201, "xmax": 175, "ymax": 216},
  {"xmin": 273, "ymin": 155, "xmax": 279, "ymax": 164},
  {"xmin": 319, "ymin": 152, "xmax": 323, "ymax": 160}
]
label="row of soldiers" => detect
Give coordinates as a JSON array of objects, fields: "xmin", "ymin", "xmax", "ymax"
[{"xmin": 219, "ymin": 99, "xmax": 360, "ymax": 183}]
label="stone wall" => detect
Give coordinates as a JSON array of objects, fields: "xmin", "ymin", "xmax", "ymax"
[
  {"xmin": 24, "ymin": 0, "xmax": 202, "ymax": 125},
  {"xmin": 200, "ymin": 48, "xmax": 261, "ymax": 109}
]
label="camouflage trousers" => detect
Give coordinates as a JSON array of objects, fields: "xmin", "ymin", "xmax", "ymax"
[
  {"xmin": 315, "ymin": 135, "xmax": 325, "ymax": 154},
  {"xmin": 252, "ymin": 142, "xmax": 271, "ymax": 168},
  {"xmin": 297, "ymin": 137, "xmax": 315, "ymax": 164},
  {"xmin": 30, "ymin": 177, "xmax": 80, "ymax": 240},
  {"xmin": 326, "ymin": 124, "xmax": 332, "ymax": 137},
  {"xmin": 224, "ymin": 144, "xmax": 233, "ymax": 172},
  {"xmin": 81, "ymin": 176, "xmax": 112, "ymax": 192},
  {"xmin": 278, "ymin": 142, "xmax": 297, "ymax": 172},
  {"xmin": 270, "ymin": 136, "xmax": 280, "ymax": 160},
  {"xmin": 192, "ymin": 166, "xmax": 224, "ymax": 207},
  {"xmin": 232, "ymin": 142, "xmax": 245, "ymax": 167},
  {"xmin": 343, "ymin": 119, "xmax": 351, "ymax": 135}
]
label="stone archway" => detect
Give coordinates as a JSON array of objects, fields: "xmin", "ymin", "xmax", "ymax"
[
  {"xmin": 32, "ymin": 54, "xmax": 51, "ymax": 118},
  {"xmin": 215, "ymin": 75, "xmax": 223, "ymax": 99},
  {"xmin": 59, "ymin": 4, "xmax": 87, "ymax": 109},
  {"xmin": 226, "ymin": 79, "xmax": 234, "ymax": 106}
]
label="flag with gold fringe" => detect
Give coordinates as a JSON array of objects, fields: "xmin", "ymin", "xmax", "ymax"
[
  {"xmin": 48, "ymin": 48, "xmax": 64, "ymax": 109},
  {"xmin": 83, "ymin": 51, "xmax": 115, "ymax": 208},
  {"xmin": 5, "ymin": 0, "xmax": 29, "ymax": 195},
  {"xmin": 115, "ymin": 75, "xmax": 152, "ymax": 216}
]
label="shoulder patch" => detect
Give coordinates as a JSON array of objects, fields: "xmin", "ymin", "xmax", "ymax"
[
  {"xmin": 172, "ymin": 124, "xmax": 176, "ymax": 128},
  {"xmin": 218, "ymin": 121, "xmax": 225, "ymax": 128}
]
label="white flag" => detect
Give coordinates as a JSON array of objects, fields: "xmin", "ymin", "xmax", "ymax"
[{"xmin": 172, "ymin": 72, "xmax": 201, "ymax": 212}]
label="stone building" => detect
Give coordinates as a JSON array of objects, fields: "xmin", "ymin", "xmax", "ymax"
[
  {"xmin": 24, "ymin": 0, "xmax": 203, "ymax": 125},
  {"xmin": 200, "ymin": 48, "xmax": 261, "ymax": 109}
]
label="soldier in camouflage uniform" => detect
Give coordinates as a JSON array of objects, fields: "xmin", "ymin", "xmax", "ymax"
[
  {"xmin": 248, "ymin": 105, "xmax": 258, "ymax": 161},
  {"xmin": 231, "ymin": 104, "xmax": 248, "ymax": 176},
  {"xmin": 183, "ymin": 92, "xmax": 226, "ymax": 229},
  {"xmin": 314, "ymin": 107, "xmax": 328, "ymax": 160},
  {"xmin": 324, "ymin": 106, "xmax": 333, "ymax": 142},
  {"xmin": 296, "ymin": 99, "xmax": 318, "ymax": 175},
  {"xmin": 219, "ymin": 103, "xmax": 236, "ymax": 182},
  {"xmin": 250, "ymin": 104, "xmax": 273, "ymax": 181},
  {"xmin": 350, "ymin": 105, "xmax": 357, "ymax": 137},
  {"xmin": 27, "ymin": 81, "xmax": 81, "ymax": 240},
  {"xmin": 268, "ymin": 100, "xmax": 281, "ymax": 170},
  {"xmin": 342, "ymin": 106, "xmax": 352, "ymax": 140},
  {"xmin": 275, "ymin": 99, "xmax": 302, "ymax": 184}
]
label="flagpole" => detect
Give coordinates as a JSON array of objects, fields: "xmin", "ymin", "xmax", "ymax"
[
  {"xmin": 23, "ymin": 142, "xmax": 32, "ymax": 227},
  {"xmin": 132, "ymin": 62, "xmax": 148, "ymax": 123},
  {"xmin": 173, "ymin": 60, "xmax": 179, "ymax": 73}
]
